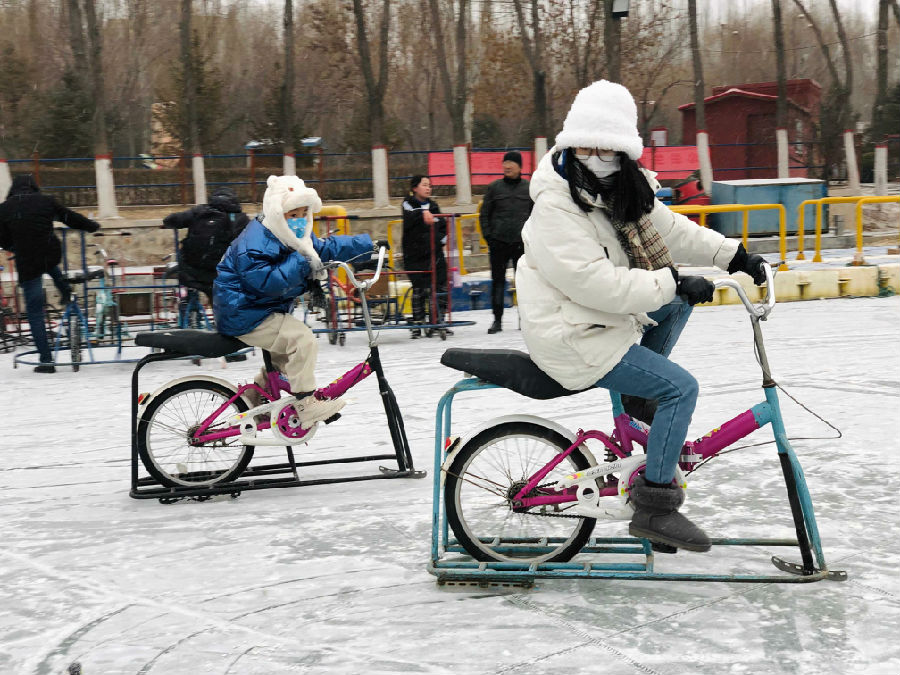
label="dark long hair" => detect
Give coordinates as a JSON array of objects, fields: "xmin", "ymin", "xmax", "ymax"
[{"xmin": 562, "ymin": 149, "xmax": 655, "ymax": 223}]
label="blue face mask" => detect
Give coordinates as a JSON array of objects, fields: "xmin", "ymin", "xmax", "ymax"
[{"xmin": 287, "ymin": 216, "xmax": 308, "ymax": 238}]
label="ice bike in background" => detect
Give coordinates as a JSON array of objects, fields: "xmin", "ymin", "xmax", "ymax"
[
  {"xmin": 134, "ymin": 246, "xmax": 421, "ymax": 489},
  {"xmin": 436, "ymin": 263, "xmax": 846, "ymax": 582}
]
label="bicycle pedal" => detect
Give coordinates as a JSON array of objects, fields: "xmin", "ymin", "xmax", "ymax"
[{"xmin": 323, "ymin": 413, "xmax": 342, "ymax": 425}]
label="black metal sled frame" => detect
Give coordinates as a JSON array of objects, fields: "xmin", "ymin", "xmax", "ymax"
[{"xmin": 129, "ymin": 344, "xmax": 426, "ymax": 503}]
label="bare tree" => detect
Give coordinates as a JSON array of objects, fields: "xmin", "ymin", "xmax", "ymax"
[
  {"xmin": 771, "ymin": 0, "xmax": 788, "ymax": 130},
  {"xmin": 603, "ymin": 0, "xmax": 623, "ymax": 82},
  {"xmin": 513, "ymin": 0, "xmax": 550, "ymax": 138},
  {"xmin": 283, "ymin": 0, "xmax": 295, "ymax": 162},
  {"xmin": 569, "ymin": 0, "xmax": 604, "ymax": 88},
  {"xmin": 871, "ymin": 0, "xmax": 889, "ymax": 136},
  {"xmin": 180, "ymin": 0, "xmax": 200, "ymax": 156},
  {"xmin": 428, "ymin": 0, "xmax": 469, "ymax": 144},
  {"xmin": 350, "ymin": 0, "xmax": 390, "ymax": 146},
  {"xmin": 687, "ymin": 0, "xmax": 705, "ymax": 132},
  {"xmin": 791, "ymin": 0, "xmax": 854, "ymax": 179}
]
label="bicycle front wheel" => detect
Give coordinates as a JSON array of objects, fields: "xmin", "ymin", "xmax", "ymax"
[
  {"xmin": 444, "ymin": 421, "xmax": 597, "ymax": 564},
  {"xmin": 137, "ymin": 380, "xmax": 254, "ymax": 487}
]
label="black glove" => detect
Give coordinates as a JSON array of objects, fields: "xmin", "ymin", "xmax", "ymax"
[
  {"xmin": 677, "ymin": 275, "xmax": 715, "ymax": 306},
  {"xmin": 87, "ymin": 221, "xmax": 101, "ymax": 233},
  {"xmin": 308, "ymin": 280, "xmax": 328, "ymax": 312},
  {"xmin": 727, "ymin": 243, "xmax": 766, "ymax": 285},
  {"xmin": 372, "ymin": 239, "xmax": 390, "ymax": 251}
]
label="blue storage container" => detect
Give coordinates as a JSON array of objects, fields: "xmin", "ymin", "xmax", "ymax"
[
  {"xmin": 655, "ymin": 187, "xmax": 674, "ymax": 205},
  {"xmin": 709, "ymin": 178, "xmax": 827, "ymax": 237}
]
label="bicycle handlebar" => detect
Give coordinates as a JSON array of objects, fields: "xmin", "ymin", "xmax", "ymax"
[
  {"xmin": 713, "ymin": 263, "xmax": 776, "ymax": 319},
  {"xmin": 324, "ymin": 246, "xmax": 387, "ymax": 292}
]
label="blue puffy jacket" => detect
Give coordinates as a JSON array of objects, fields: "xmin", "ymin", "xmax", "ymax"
[{"xmin": 213, "ymin": 218, "xmax": 373, "ymax": 336}]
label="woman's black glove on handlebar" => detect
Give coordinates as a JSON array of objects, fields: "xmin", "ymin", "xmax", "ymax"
[
  {"xmin": 728, "ymin": 243, "xmax": 766, "ymax": 285},
  {"xmin": 677, "ymin": 275, "xmax": 715, "ymax": 306}
]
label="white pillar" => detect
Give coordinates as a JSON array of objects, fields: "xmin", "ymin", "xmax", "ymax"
[
  {"xmin": 371, "ymin": 145, "xmax": 390, "ymax": 208},
  {"xmin": 843, "ymin": 129, "xmax": 860, "ymax": 194},
  {"xmin": 874, "ymin": 144, "xmax": 888, "ymax": 196},
  {"xmin": 696, "ymin": 130, "xmax": 713, "ymax": 194},
  {"xmin": 192, "ymin": 153, "xmax": 207, "ymax": 205},
  {"xmin": 283, "ymin": 153, "xmax": 296, "ymax": 176},
  {"xmin": 453, "ymin": 144, "xmax": 472, "ymax": 205},
  {"xmin": 94, "ymin": 154, "xmax": 119, "ymax": 219},
  {"xmin": 776, "ymin": 127, "xmax": 789, "ymax": 178},
  {"xmin": 0, "ymin": 160, "xmax": 11, "ymax": 199},
  {"xmin": 534, "ymin": 136, "xmax": 548, "ymax": 166}
]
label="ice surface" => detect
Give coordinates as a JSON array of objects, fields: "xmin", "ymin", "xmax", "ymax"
[{"xmin": 1, "ymin": 297, "xmax": 899, "ymax": 674}]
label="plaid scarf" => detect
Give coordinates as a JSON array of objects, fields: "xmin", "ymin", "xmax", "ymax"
[{"xmin": 610, "ymin": 212, "xmax": 673, "ymax": 271}]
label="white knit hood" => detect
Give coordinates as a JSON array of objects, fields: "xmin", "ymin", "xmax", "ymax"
[
  {"xmin": 262, "ymin": 175, "xmax": 323, "ymax": 253},
  {"xmin": 554, "ymin": 80, "xmax": 644, "ymax": 161}
]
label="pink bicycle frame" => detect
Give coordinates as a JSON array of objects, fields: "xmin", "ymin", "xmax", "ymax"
[
  {"xmin": 512, "ymin": 400, "xmax": 766, "ymax": 510},
  {"xmin": 191, "ymin": 360, "xmax": 375, "ymax": 444}
]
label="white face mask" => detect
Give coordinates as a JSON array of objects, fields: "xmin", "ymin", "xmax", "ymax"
[{"xmin": 576, "ymin": 153, "xmax": 620, "ymax": 179}]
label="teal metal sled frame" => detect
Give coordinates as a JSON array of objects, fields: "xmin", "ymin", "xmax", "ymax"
[{"xmin": 428, "ymin": 378, "xmax": 848, "ymax": 586}]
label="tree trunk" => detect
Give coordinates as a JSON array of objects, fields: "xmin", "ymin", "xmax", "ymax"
[
  {"xmin": 603, "ymin": 0, "xmax": 622, "ymax": 83},
  {"xmin": 83, "ymin": 0, "xmax": 109, "ymax": 155},
  {"xmin": 350, "ymin": 0, "xmax": 390, "ymax": 146},
  {"xmin": 513, "ymin": 0, "xmax": 549, "ymax": 139},
  {"xmin": 428, "ymin": 0, "xmax": 469, "ymax": 144},
  {"xmin": 180, "ymin": 0, "xmax": 200, "ymax": 155},
  {"xmin": 872, "ymin": 0, "xmax": 889, "ymax": 137},
  {"xmin": 283, "ymin": 0, "xmax": 295, "ymax": 170},
  {"xmin": 771, "ymin": 0, "xmax": 788, "ymax": 130},
  {"xmin": 688, "ymin": 0, "xmax": 705, "ymax": 131}
]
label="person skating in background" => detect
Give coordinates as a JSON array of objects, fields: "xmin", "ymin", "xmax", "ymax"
[
  {"xmin": 401, "ymin": 175, "xmax": 449, "ymax": 338},
  {"xmin": 516, "ymin": 80, "xmax": 766, "ymax": 552},
  {"xmin": 162, "ymin": 186, "xmax": 250, "ymax": 302},
  {"xmin": 213, "ymin": 175, "xmax": 379, "ymax": 429},
  {"xmin": 479, "ymin": 150, "xmax": 532, "ymax": 334},
  {"xmin": 0, "ymin": 175, "xmax": 100, "ymax": 373}
]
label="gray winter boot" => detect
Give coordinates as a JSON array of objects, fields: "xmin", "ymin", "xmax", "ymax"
[{"xmin": 628, "ymin": 476, "xmax": 711, "ymax": 552}]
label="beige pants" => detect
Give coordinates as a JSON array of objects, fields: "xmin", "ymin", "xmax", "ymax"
[{"xmin": 238, "ymin": 312, "xmax": 318, "ymax": 394}]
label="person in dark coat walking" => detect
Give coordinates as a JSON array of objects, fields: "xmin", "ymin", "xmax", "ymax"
[
  {"xmin": 480, "ymin": 151, "xmax": 532, "ymax": 333},
  {"xmin": 401, "ymin": 175, "xmax": 448, "ymax": 338},
  {"xmin": 0, "ymin": 175, "xmax": 100, "ymax": 372},
  {"xmin": 161, "ymin": 186, "xmax": 249, "ymax": 301}
]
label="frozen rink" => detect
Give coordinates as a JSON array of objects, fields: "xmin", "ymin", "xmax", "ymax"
[{"xmin": 1, "ymin": 296, "xmax": 899, "ymax": 674}]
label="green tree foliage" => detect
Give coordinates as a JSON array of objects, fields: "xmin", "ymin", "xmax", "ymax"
[
  {"xmin": 156, "ymin": 31, "xmax": 225, "ymax": 153},
  {"xmin": 32, "ymin": 70, "xmax": 93, "ymax": 158},
  {"xmin": 0, "ymin": 44, "xmax": 32, "ymax": 155}
]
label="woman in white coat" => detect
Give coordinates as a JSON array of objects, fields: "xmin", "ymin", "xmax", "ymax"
[{"xmin": 516, "ymin": 80, "xmax": 766, "ymax": 552}]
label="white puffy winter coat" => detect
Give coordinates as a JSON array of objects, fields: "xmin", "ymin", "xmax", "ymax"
[{"xmin": 515, "ymin": 149, "xmax": 740, "ymax": 391}]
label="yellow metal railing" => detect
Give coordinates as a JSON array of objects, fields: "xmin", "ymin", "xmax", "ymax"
[
  {"xmin": 853, "ymin": 196, "xmax": 900, "ymax": 265},
  {"xmin": 386, "ymin": 213, "xmax": 486, "ymax": 275},
  {"xmin": 797, "ymin": 196, "xmax": 867, "ymax": 262},
  {"xmin": 670, "ymin": 203, "xmax": 788, "ymax": 270}
]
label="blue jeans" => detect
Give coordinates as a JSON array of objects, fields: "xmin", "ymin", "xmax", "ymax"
[
  {"xmin": 594, "ymin": 298, "xmax": 698, "ymax": 484},
  {"xmin": 20, "ymin": 267, "xmax": 70, "ymax": 364}
]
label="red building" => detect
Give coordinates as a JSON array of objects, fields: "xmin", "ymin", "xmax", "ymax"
[{"xmin": 679, "ymin": 79, "xmax": 821, "ymax": 180}]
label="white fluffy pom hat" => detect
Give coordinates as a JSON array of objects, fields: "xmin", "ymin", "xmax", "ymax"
[
  {"xmin": 262, "ymin": 175, "xmax": 322, "ymax": 252},
  {"xmin": 554, "ymin": 80, "xmax": 644, "ymax": 161}
]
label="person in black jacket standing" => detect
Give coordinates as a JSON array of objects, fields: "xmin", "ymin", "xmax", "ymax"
[
  {"xmin": 0, "ymin": 175, "xmax": 100, "ymax": 373},
  {"xmin": 401, "ymin": 175, "xmax": 448, "ymax": 338},
  {"xmin": 480, "ymin": 151, "xmax": 533, "ymax": 334},
  {"xmin": 161, "ymin": 186, "xmax": 249, "ymax": 301}
]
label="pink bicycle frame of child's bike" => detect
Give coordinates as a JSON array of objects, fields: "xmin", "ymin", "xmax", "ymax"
[
  {"xmin": 190, "ymin": 359, "xmax": 375, "ymax": 444},
  {"xmin": 511, "ymin": 394, "xmax": 774, "ymax": 511}
]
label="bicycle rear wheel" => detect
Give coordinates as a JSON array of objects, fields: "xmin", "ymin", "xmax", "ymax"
[
  {"xmin": 67, "ymin": 311, "xmax": 81, "ymax": 372},
  {"xmin": 444, "ymin": 421, "xmax": 597, "ymax": 564},
  {"xmin": 137, "ymin": 380, "xmax": 254, "ymax": 487}
]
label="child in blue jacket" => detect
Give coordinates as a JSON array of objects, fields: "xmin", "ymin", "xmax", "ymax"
[{"xmin": 213, "ymin": 175, "xmax": 375, "ymax": 428}]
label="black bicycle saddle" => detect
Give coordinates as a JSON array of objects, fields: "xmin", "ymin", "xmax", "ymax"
[
  {"xmin": 135, "ymin": 329, "xmax": 246, "ymax": 358},
  {"xmin": 440, "ymin": 348, "xmax": 587, "ymax": 400}
]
